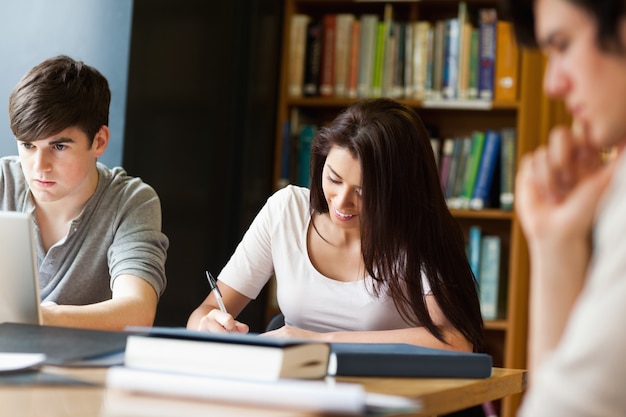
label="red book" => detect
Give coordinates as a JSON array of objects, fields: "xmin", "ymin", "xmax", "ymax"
[{"xmin": 319, "ymin": 14, "xmax": 336, "ymax": 97}]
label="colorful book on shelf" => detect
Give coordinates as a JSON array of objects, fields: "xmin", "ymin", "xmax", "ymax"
[
  {"xmin": 328, "ymin": 343, "xmax": 492, "ymax": 378},
  {"xmin": 478, "ymin": 8, "xmax": 497, "ymax": 101},
  {"xmin": 319, "ymin": 14, "xmax": 336, "ymax": 97},
  {"xmin": 390, "ymin": 21, "xmax": 405, "ymax": 99},
  {"xmin": 297, "ymin": 124, "xmax": 316, "ymax": 187},
  {"xmin": 347, "ymin": 18, "xmax": 361, "ymax": 98},
  {"xmin": 499, "ymin": 127, "xmax": 517, "ymax": 211},
  {"xmin": 123, "ymin": 327, "xmax": 330, "ymax": 382},
  {"xmin": 381, "ymin": 4, "xmax": 395, "ymax": 98},
  {"xmin": 334, "ymin": 13, "xmax": 355, "ymax": 98},
  {"xmin": 470, "ymin": 129, "xmax": 501, "ymax": 210},
  {"xmin": 494, "ymin": 20, "xmax": 519, "ymax": 101},
  {"xmin": 444, "ymin": 138, "xmax": 463, "ymax": 202},
  {"xmin": 287, "ymin": 14, "xmax": 311, "ymax": 97},
  {"xmin": 371, "ymin": 20, "xmax": 387, "ymax": 97},
  {"xmin": 106, "ymin": 367, "xmax": 423, "ymax": 416},
  {"xmin": 478, "ymin": 235, "xmax": 503, "ymax": 320},
  {"xmin": 403, "ymin": 22, "xmax": 414, "ymax": 98},
  {"xmin": 357, "ymin": 14, "xmax": 379, "ymax": 98},
  {"xmin": 412, "ymin": 21, "xmax": 431, "ymax": 100},
  {"xmin": 468, "ymin": 27, "xmax": 480, "ymax": 99},
  {"xmin": 468, "ymin": 225, "xmax": 482, "ymax": 280},
  {"xmin": 423, "ymin": 22, "xmax": 436, "ymax": 99},
  {"xmin": 459, "ymin": 130, "xmax": 487, "ymax": 209},
  {"xmin": 448, "ymin": 136, "xmax": 472, "ymax": 208},
  {"xmin": 303, "ymin": 20, "xmax": 323, "ymax": 97},
  {"xmin": 457, "ymin": 21, "xmax": 473, "ymax": 100},
  {"xmin": 439, "ymin": 138, "xmax": 455, "ymax": 194},
  {"xmin": 441, "ymin": 18, "xmax": 460, "ymax": 99},
  {"xmin": 430, "ymin": 20, "xmax": 446, "ymax": 99}
]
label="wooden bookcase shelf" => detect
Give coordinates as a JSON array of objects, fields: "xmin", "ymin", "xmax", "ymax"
[{"xmin": 271, "ymin": 2, "xmax": 566, "ymax": 416}]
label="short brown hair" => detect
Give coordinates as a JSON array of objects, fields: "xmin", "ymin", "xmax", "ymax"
[{"xmin": 8, "ymin": 55, "xmax": 110, "ymax": 144}]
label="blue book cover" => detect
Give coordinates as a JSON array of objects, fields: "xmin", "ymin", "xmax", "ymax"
[
  {"xmin": 479, "ymin": 235, "xmax": 501, "ymax": 320},
  {"xmin": 441, "ymin": 18, "xmax": 460, "ymax": 99},
  {"xmin": 477, "ymin": 8, "xmax": 497, "ymax": 100},
  {"xmin": 468, "ymin": 225, "xmax": 482, "ymax": 280},
  {"xmin": 329, "ymin": 342, "xmax": 492, "ymax": 378},
  {"xmin": 470, "ymin": 129, "xmax": 501, "ymax": 210},
  {"xmin": 297, "ymin": 125, "xmax": 316, "ymax": 187},
  {"xmin": 499, "ymin": 127, "xmax": 517, "ymax": 211}
]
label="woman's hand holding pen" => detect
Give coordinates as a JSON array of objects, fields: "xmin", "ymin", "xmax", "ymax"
[
  {"xmin": 196, "ymin": 272, "xmax": 249, "ymax": 333},
  {"xmin": 197, "ymin": 308, "xmax": 249, "ymax": 333}
]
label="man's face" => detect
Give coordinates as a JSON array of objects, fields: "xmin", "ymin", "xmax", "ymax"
[
  {"xmin": 17, "ymin": 126, "xmax": 106, "ymax": 205},
  {"xmin": 535, "ymin": 0, "xmax": 626, "ymax": 149}
]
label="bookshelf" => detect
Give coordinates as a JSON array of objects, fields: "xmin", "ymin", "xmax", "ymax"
[{"xmin": 272, "ymin": 1, "xmax": 566, "ymax": 416}]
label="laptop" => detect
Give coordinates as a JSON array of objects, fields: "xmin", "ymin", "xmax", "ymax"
[{"xmin": 0, "ymin": 211, "xmax": 42, "ymax": 325}]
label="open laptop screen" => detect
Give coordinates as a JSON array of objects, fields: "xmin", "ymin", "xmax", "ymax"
[{"xmin": 0, "ymin": 211, "xmax": 42, "ymax": 325}]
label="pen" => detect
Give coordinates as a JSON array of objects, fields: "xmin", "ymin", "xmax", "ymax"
[{"xmin": 205, "ymin": 271, "xmax": 227, "ymax": 314}]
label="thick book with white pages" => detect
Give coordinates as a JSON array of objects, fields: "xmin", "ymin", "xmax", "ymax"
[{"xmin": 123, "ymin": 327, "xmax": 330, "ymax": 381}]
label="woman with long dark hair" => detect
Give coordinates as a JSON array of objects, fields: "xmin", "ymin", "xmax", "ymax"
[{"xmin": 188, "ymin": 98, "xmax": 483, "ymax": 353}]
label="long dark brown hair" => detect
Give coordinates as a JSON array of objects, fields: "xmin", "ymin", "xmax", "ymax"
[{"xmin": 309, "ymin": 98, "xmax": 484, "ymax": 352}]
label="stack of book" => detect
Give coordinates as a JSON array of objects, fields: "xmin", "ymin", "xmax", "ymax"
[{"xmin": 107, "ymin": 327, "xmax": 427, "ymax": 414}]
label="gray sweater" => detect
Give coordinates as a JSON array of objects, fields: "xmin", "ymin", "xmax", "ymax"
[{"xmin": 0, "ymin": 156, "xmax": 168, "ymax": 304}]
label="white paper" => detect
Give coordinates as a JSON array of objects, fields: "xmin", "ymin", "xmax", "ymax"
[
  {"xmin": 106, "ymin": 366, "xmax": 421, "ymax": 415},
  {"xmin": 0, "ymin": 353, "xmax": 46, "ymax": 372}
]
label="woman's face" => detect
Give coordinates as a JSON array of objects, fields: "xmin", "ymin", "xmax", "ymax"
[
  {"xmin": 321, "ymin": 146, "xmax": 363, "ymax": 230},
  {"xmin": 536, "ymin": 0, "xmax": 626, "ymax": 148}
]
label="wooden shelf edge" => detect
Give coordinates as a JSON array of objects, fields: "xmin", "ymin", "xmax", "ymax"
[{"xmin": 284, "ymin": 97, "xmax": 519, "ymax": 110}]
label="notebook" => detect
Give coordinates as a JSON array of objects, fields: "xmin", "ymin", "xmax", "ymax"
[{"xmin": 0, "ymin": 211, "xmax": 42, "ymax": 325}]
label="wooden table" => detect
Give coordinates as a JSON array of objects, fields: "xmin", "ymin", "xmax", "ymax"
[{"xmin": 0, "ymin": 367, "xmax": 526, "ymax": 417}]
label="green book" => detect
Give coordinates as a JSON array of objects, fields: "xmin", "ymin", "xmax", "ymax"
[
  {"xmin": 479, "ymin": 235, "xmax": 502, "ymax": 320},
  {"xmin": 459, "ymin": 131, "xmax": 486, "ymax": 209},
  {"xmin": 468, "ymin": 28, "xmax": 480, "ymax": 99},
  {"xmin": 371, "ymin": 21, "xmax": 387, "ymax": 97},
  {"xmin": 499, "ymin": 128, "xmax": 517, "ymax": 211}
]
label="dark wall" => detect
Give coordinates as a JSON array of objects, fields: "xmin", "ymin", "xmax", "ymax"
[{"xmin": 123, "ymin": 0, "xmax": 282, "ymax": 331}]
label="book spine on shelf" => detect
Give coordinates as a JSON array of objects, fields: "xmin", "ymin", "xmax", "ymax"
[
  {"xmin": 470, "ymin": 129, "xmax": 501, "ymax": 210},
  {"xmin": 468, "ymin": 225, "xmax": 482, "ymax": 281},
  {"xmin": 478, "ymin": 8, "xmax": 497, "ymax": 101},
  {"xmin": 479, "ymin": 235, "xmax": 502, "ymax": 320},
  {"xmin": 459, "ymin": 131, "xmax": 486, "ymax": 209},
  {"xmin": 303, "ymin": 20, "xmax": 323, "ymax": 97},
  {"xmin": 357, "ymin": 14, "xmax": 379, "ymax": 98},
  {"xmin": 430, "ymin": 20, "xmax": 445, "ymax": 100},
  {"xmin": 441, "ymin": 18, "xmax": 460, "ymax": 99},
  {"xmin": 499, "ymin": 128, "xmax": 517, "ymax": 211},
  {"xmin": 444, "ymin": 138, "xmax": 462, "ymax": 202},
  {"xmin": 438, "ymin": 138, "xmax": 455, "ymax": 195},
  {"xmin": 448, "ymin": 136, "xmax": 472, "ymax": 209},
  {"xmin": 403, "ymin": 22, "xmax": 414, "ymax": 99},
  {"xmin": 371, "ymin": 21, "xmax": 387, "ymax": 97},
  {"xmin": 456, "ymin": 2, "xmax": 468, "ymax": 99},
  {"xmin": 319, "ymin": 14, "xmax": 336, "ymax": 97},
  {"xmin": 334, "ymin": 14, "xmax": 355, "ymax": 98},
  {"xmin": 347, "ymin": 19, "xmax": 360, "ymax": 99},
  {"xmin": 468, "ymin": 27, "xmax": 480, "ymax": 99},
  {"xmin": 287, "ymin": 14, "xmax": 311, "ymax": 97},
  {"xmin": 297, "ymin": 125, "xmax": 316, "ymax": 188},
  {"xmin": 494, "ymin": 20, "xmax": 519, "ymax": 101}
]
